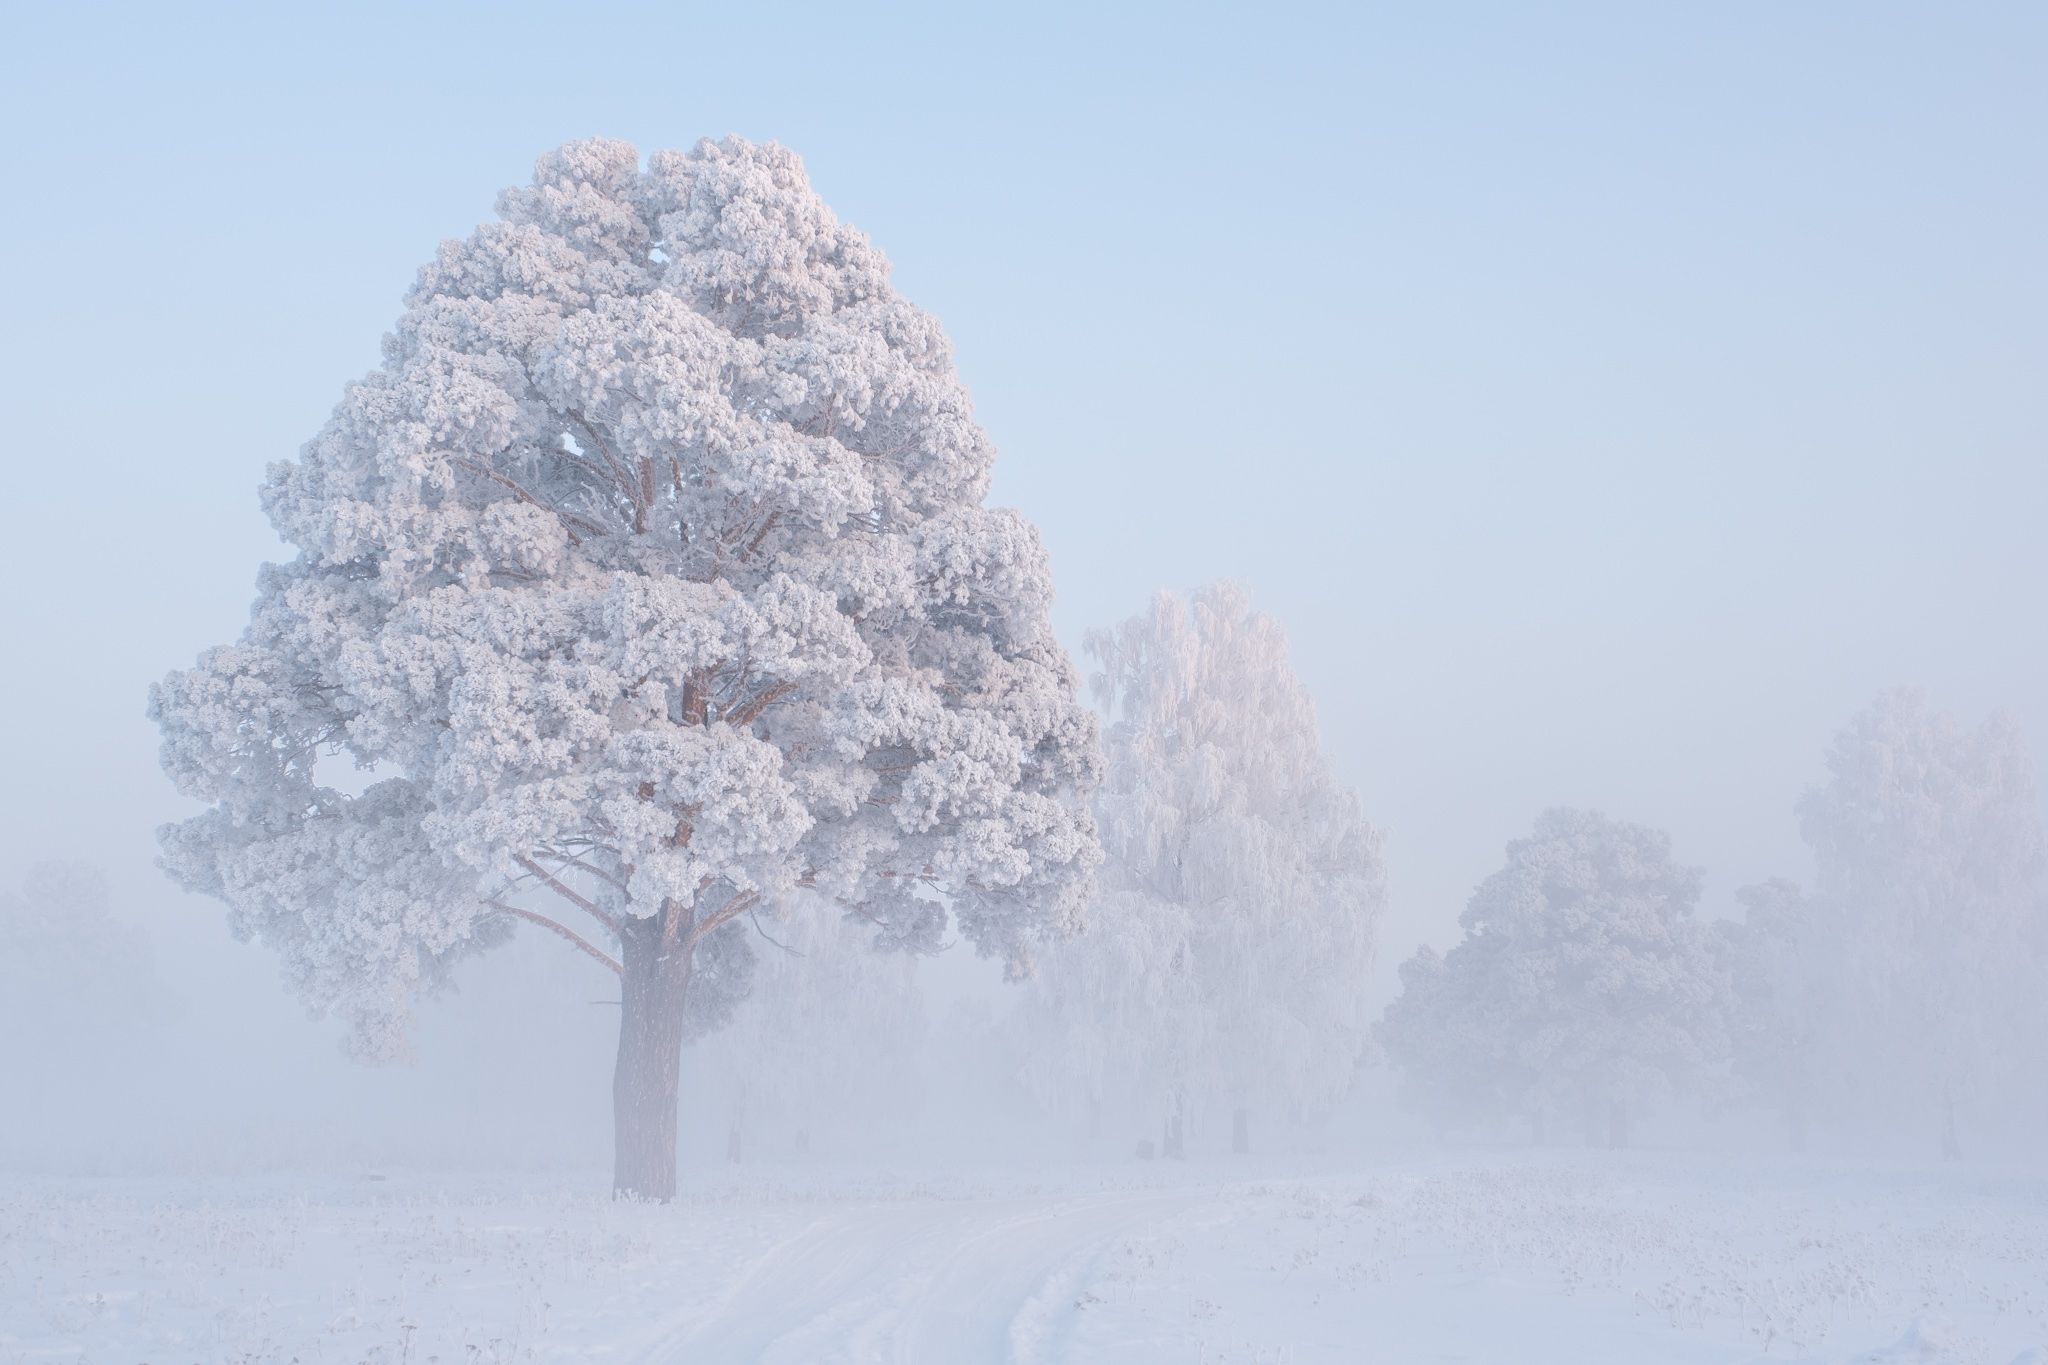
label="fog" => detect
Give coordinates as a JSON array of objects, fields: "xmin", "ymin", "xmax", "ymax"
[{"xmin": 3, "ymin": 4, "xmax": 2046, "ymax": 1361}]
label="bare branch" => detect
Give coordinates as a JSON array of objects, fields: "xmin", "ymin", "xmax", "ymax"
[
  {"xmin": 749, "ymin": 910, "xmax": 805, "ymax": 957},
  {"xmin": 515, "ymin": 854, "xmax": 621, "ymax": 934},
  {"xmin": 685, "ymin": 891, "xmax": 760, "ymax": 949},
  {"xmin": 483, "ymin": 899, "xmax": 621, "ymax": 976},
  {"xmin": 544, "ymin": 851, "xmax": 628, "ymax": 894}
]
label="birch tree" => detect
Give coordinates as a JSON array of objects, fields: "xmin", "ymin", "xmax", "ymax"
[
  {"xmin": 691, "ymin": 895, "xmax": 923, "ymax": 1161},
  {"xmin": 150, "ymin": 137, "xmax": 1100, "ymax": 1199},
  {"xmin": 1790, "ymin": 688, "xmax": 2044, "ymax": 1157},
  {"xmin": 1023, "ymin": 583, "xmax": 1386, "ymax": 1152}
]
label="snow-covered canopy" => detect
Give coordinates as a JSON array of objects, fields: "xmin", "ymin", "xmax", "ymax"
[
  {"xmin": 1024, "ymin": 583, "xmax": 1386, "ymax": 1123},
  {"xmin": 1381, "ymin": 808, "xmax": 1727, "ymax": 1130},
  {"xmin": 151, "ymin": 137, "xmax": 1101, "ymax": 1057}
]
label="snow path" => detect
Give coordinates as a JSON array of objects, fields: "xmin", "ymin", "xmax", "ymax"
[{"xmin": 641, "ymin": 1189, "xmax": 1193, "ymax": 1364}]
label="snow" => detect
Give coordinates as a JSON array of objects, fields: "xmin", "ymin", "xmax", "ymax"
[{"xmin": 8, "ymin": 1152, "xmax": 2044, "ymax": 1364}]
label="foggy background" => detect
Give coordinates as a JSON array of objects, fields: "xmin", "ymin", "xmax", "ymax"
[{"xmin": 3, "ymin": 1, "xmax": 2045, "ymax": 1173}]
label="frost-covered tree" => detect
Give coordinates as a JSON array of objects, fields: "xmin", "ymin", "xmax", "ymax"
[
  {"xmin": 1716, "ymin": 879, "xmax": 1822, "ymax": 1149},
  {"xmin": 689, "ymin": 894, "xmax": 922, "ymax": 1161},
  {"xmin": 1375, "ymin": 939, "xmax": 1537, "ymax": 1139},
  {"xmin": 149, "ymin": 137, "xmax": 1101, "ymax": 1199},
  {"xmin": 1789, "ymin": 688, "xmax": 2044, "ymax": 1157},
  {"xmin": 1021, "ymin": 583, "xmax": 1386, "ymax": 1153},
  {"xmin": 0, "ymin": 863, "xmax": 158, "ymax": 1047},
  {"xmin": 1380, "ymin": 809, "xmax": 1727, "ymax": 1147}
]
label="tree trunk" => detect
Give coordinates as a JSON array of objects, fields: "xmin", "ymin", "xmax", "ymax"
[
  {"xmin": 1784, "ymin": 1102, "xmax": 1807, "ymax": 1154},
  {"xmin": 1232, "ymin": 1106, "xmax": 1250, "ymax": 1154},
  {"xmin": 613, "ymin": 915, "xmax": 692, "ymax": 1201},
  {"xmin": 1606, "ymin": 1100, "xmax": 1629, "ymax": 1151}
]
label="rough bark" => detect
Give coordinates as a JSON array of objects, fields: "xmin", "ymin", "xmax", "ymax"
[{"xmin": 613, "ymin": 912, "xmax": 692, "ymax": 1201}]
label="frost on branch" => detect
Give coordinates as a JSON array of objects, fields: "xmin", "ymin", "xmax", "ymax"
[{"xmin": 149, "ymin": 136, "xmax": 1101, "ymax": 1058}]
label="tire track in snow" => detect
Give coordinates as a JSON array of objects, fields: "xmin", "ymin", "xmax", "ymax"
[{"xmin": 638, "ymin": 1189, "xmax": 1191, "ymax": 1364}]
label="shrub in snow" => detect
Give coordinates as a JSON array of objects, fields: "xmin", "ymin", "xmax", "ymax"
[{"xmin": 149, "ymin": 137, "xmax": 1101, "ymax": 1199}]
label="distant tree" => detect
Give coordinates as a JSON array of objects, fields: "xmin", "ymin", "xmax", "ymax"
[
  {"xmin": 149, "ymin": 137, "xmax": 1101, "ymax": 1200},
  {"xmin": 1789, "ymin": 688, "xmax": 2044, "ymax": 1157},
  {"xmin": 0, "ymin": 863, "xmax": 158, "ymax": 1044},
  {"xmin": 1380, "ymin": 809, "xmax": 1727, "ymax": 1147},
  {"xmin": 0, "ymin": 864, "xmax": 167, "ymax": 1156},
  {"xmin": 1715, "ymin": 879, "xmax": 1822, "ymax": 1149},
  {"xmin": 1376, "ymin": 939, "xmax": 1536, "ymax": 1140},
  {"xmin": 1021, "ymin": 583, "xmax": 1386, "ymax": 1153},
  {"xmin": 692, "ymin": 895, "xmax": 923, "ymax": 1161}
]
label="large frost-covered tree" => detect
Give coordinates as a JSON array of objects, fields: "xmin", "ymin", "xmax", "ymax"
[
  {"xmin": 1021, "ymin": 583, "xmax": 1385, "ymax": 1153},
  {"xmin": 149, "ymin": 137, "xmax": 1101, "ymax": 1199},
  {"xmin": 1785, "ymin": 688, "xmax": 2044, "ymax": 1156},
  {"xmin": 1380, "ymin": 809, "xmax": 1727, "ymax": 1147}
]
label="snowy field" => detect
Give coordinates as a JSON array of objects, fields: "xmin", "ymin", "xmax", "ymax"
[{"xmin": 7, "ymin": 1151, "xmax": 2046, "ymax": 1365}]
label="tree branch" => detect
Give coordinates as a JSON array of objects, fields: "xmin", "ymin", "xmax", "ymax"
[
  {"xmin": 685, "ymin": 891, "xmax": 760, "ymax": 949},
  {"xmin": 545, "ymin": 851, "xmax": 628, "ymax": 894},
  {"xmin": 749, "ymin": 910, "xmax": 805, "ymax": 957},
  {"xmin": 483, "ymin": 899, "xmax": 621, "ymax": 976},
  {"xmin": 725, "ymin": 679, "xmax": 796, "ymax": 729},
  {"xmin": 448, "ymin": 456, "xmax": 601, "ymax": 544},
  {"xmin": 516, "ymin": 854, "xmax": 621, "ymax": 934}
]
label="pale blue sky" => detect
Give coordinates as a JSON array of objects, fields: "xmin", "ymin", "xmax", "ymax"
[{"xmin": 4, "ymin": 2, "xmax": 2046, "ymax": 1013}]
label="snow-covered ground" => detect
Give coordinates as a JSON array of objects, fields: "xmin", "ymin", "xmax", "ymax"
[{"xmin": 5, "ymin": 1151, "xmax": 2045, "ymax": 1364}]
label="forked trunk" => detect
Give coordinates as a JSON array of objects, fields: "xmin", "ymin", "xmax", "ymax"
[{"xmin": 613, "ymin": 915, "xmax": 692, "ymax": 1201}]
